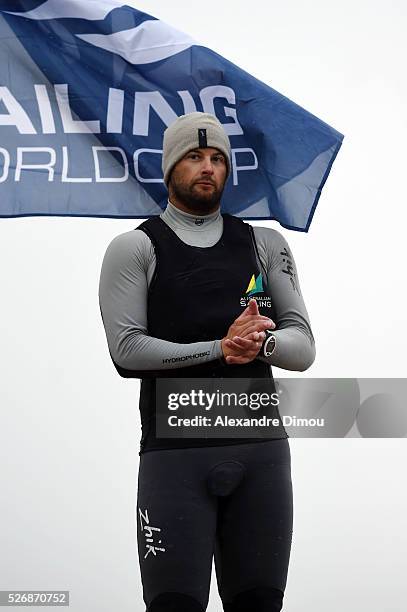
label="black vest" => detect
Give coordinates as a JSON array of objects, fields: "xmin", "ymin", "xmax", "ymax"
[{"xmin": 133, "ymin": 214, "xmax": 287, "ymax": 452}]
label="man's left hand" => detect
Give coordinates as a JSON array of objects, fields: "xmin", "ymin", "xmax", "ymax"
[{"xmin": 223, "ymin": 299, "xmax": 273, "ymax": 365}]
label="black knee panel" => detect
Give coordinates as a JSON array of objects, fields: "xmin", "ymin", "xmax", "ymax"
[
  {"xmin": 148, "ymin": 592, "xmax": 205, "ymax": 612},
  {"xmin": 225, "ymin": 586, "xmax": 284, "ymax": 612}
]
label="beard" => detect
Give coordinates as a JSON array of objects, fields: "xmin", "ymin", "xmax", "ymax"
[{"xmin": 169, "ymin": 173, "xmax": 225, "ymax": 214}]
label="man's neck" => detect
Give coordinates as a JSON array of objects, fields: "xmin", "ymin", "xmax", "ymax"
[
  {"xmin": 168, "ymin": 195, "xmax": 220, "ymax": 217},
  {"xmin": 162, "ymin": 200, "xmax": 221, "ymax": 231}
]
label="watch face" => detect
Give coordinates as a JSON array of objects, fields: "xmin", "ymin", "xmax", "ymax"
[{"xmin": 264, "ymin": 334, "xmax": 276, "ymax": 357}]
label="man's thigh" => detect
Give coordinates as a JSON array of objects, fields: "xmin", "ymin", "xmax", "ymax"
[
  {"xmin": 214, "ymin": 439, "xmax": 293, "ymax": 611},
  {"xmin": 137, "ymin": 449, "xmax": 218, "ymax": 611}
]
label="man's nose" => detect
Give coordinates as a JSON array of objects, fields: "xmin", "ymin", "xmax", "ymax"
[{"xmin": 200, "ymin": 157, "xmax": 214, "ymax": 174}]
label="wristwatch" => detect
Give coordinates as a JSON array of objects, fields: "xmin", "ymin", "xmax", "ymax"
[{"xmin": 262, "ymin": 330, "xmax": 276, "ymax": 357}]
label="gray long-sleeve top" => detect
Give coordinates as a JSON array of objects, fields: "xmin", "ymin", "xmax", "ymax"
[{"xmin": 99, "ymin": 201, "xmax": 316, "ymax": 374}]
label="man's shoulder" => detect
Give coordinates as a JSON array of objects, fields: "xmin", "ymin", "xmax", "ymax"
[
  {"xmin": 103, "ymin": 225, "xmax": 155, "ymax": 267},
  {"xmin": 226, "ymin": 215, "xmax": 284, "ymax": 238},
  {"xmin": 251, "ymin": 224, "xmax": 288, "ymax": 247},
  {"xmin": 250, "ymin": 225, "xmax": 291, "ymax": 272}
]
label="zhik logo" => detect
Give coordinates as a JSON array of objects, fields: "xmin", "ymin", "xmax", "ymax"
[{"xmin": 138, "ymin": 507, "xmax": 166, "ymax": 560}]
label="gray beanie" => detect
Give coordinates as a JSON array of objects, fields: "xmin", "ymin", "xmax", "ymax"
[{"xmin": 162, "ymin": 112, "xmax": 231, "ymax": 186}]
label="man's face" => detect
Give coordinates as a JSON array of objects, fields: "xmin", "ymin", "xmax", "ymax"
[{"xmin": 168, "ymin": 147, "xmax": 228, "ymax": 214}]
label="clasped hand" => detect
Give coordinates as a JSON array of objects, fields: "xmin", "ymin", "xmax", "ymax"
[{"xmin": 221, "ymin": 299, "xmax": 275, "ymax": 365}]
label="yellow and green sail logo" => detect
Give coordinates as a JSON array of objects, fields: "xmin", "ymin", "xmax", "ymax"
[{"xmin": 245, "ymin": 273, "xmax": 263, "ymax": 296}]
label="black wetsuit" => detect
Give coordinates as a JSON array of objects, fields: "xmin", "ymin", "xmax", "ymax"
[
  {"xmin": 137, "ymin": 439, "xmax": 292, "ymax": 612},
  {"xmin": 136, "ymin": 214, "xmax": 291, "ymax": 611},
  {"xmin": 99, "ymin": 205, "xmax": 314, "ymax": 611}
]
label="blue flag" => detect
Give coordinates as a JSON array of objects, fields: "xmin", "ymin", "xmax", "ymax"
[{"xmin": 0, "ymin": 0, "xmax": 344, "ymax": 231}]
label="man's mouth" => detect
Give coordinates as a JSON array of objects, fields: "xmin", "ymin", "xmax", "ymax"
[{"xmin": 195, "ymin": 181, "xmax": 215, "ymax": 187}]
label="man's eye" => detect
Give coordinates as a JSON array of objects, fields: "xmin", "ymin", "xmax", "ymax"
[{"xmin": 213, "ymin": 156, "xmax": 225, "ymax": 163}]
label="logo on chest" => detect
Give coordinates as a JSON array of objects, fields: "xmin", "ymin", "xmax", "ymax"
[{"xmin": 240, "ymin": 273, "xmax": 272, "ymax": 308}]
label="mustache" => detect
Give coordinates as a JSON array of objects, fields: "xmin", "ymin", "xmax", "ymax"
[{"xmin": 194, "ymin": 179, "xmax": 216, "ymax": 186}]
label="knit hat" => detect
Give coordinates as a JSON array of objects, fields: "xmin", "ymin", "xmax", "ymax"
[{"xmin": 162, "ymin": 112, "xmax": 231, "ymax": 186}]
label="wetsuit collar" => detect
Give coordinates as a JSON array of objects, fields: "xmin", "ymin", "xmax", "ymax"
[{"xmin": 162, "ymin": 199, "xmax": 221, "ymax": 230}]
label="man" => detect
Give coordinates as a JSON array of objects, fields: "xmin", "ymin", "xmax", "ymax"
[{"xmin": 99, "ymin": 112, "xmax": 315, "ymax": 611}]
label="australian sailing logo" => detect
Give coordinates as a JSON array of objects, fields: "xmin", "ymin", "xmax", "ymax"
[
  {"xmin": 240, "ymin": 273, "xmax": 272, "ymax": 308},
  {"xmin": 246, "ymin": 273, "xmax": 263, "ymax": 296}
]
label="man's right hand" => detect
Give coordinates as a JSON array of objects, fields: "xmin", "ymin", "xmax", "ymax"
[{"xmin": 221, "ymin": 299, "xmax": 275, "ymax": 365}]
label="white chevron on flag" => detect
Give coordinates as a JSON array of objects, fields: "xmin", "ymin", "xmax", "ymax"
[
  {"xmin": 5, "ymin": 0, "xmax": 123, "ymax": 21},
  {"xmin": 77, "ymin": 19, "xmax": 197, "ymax": 65}
]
